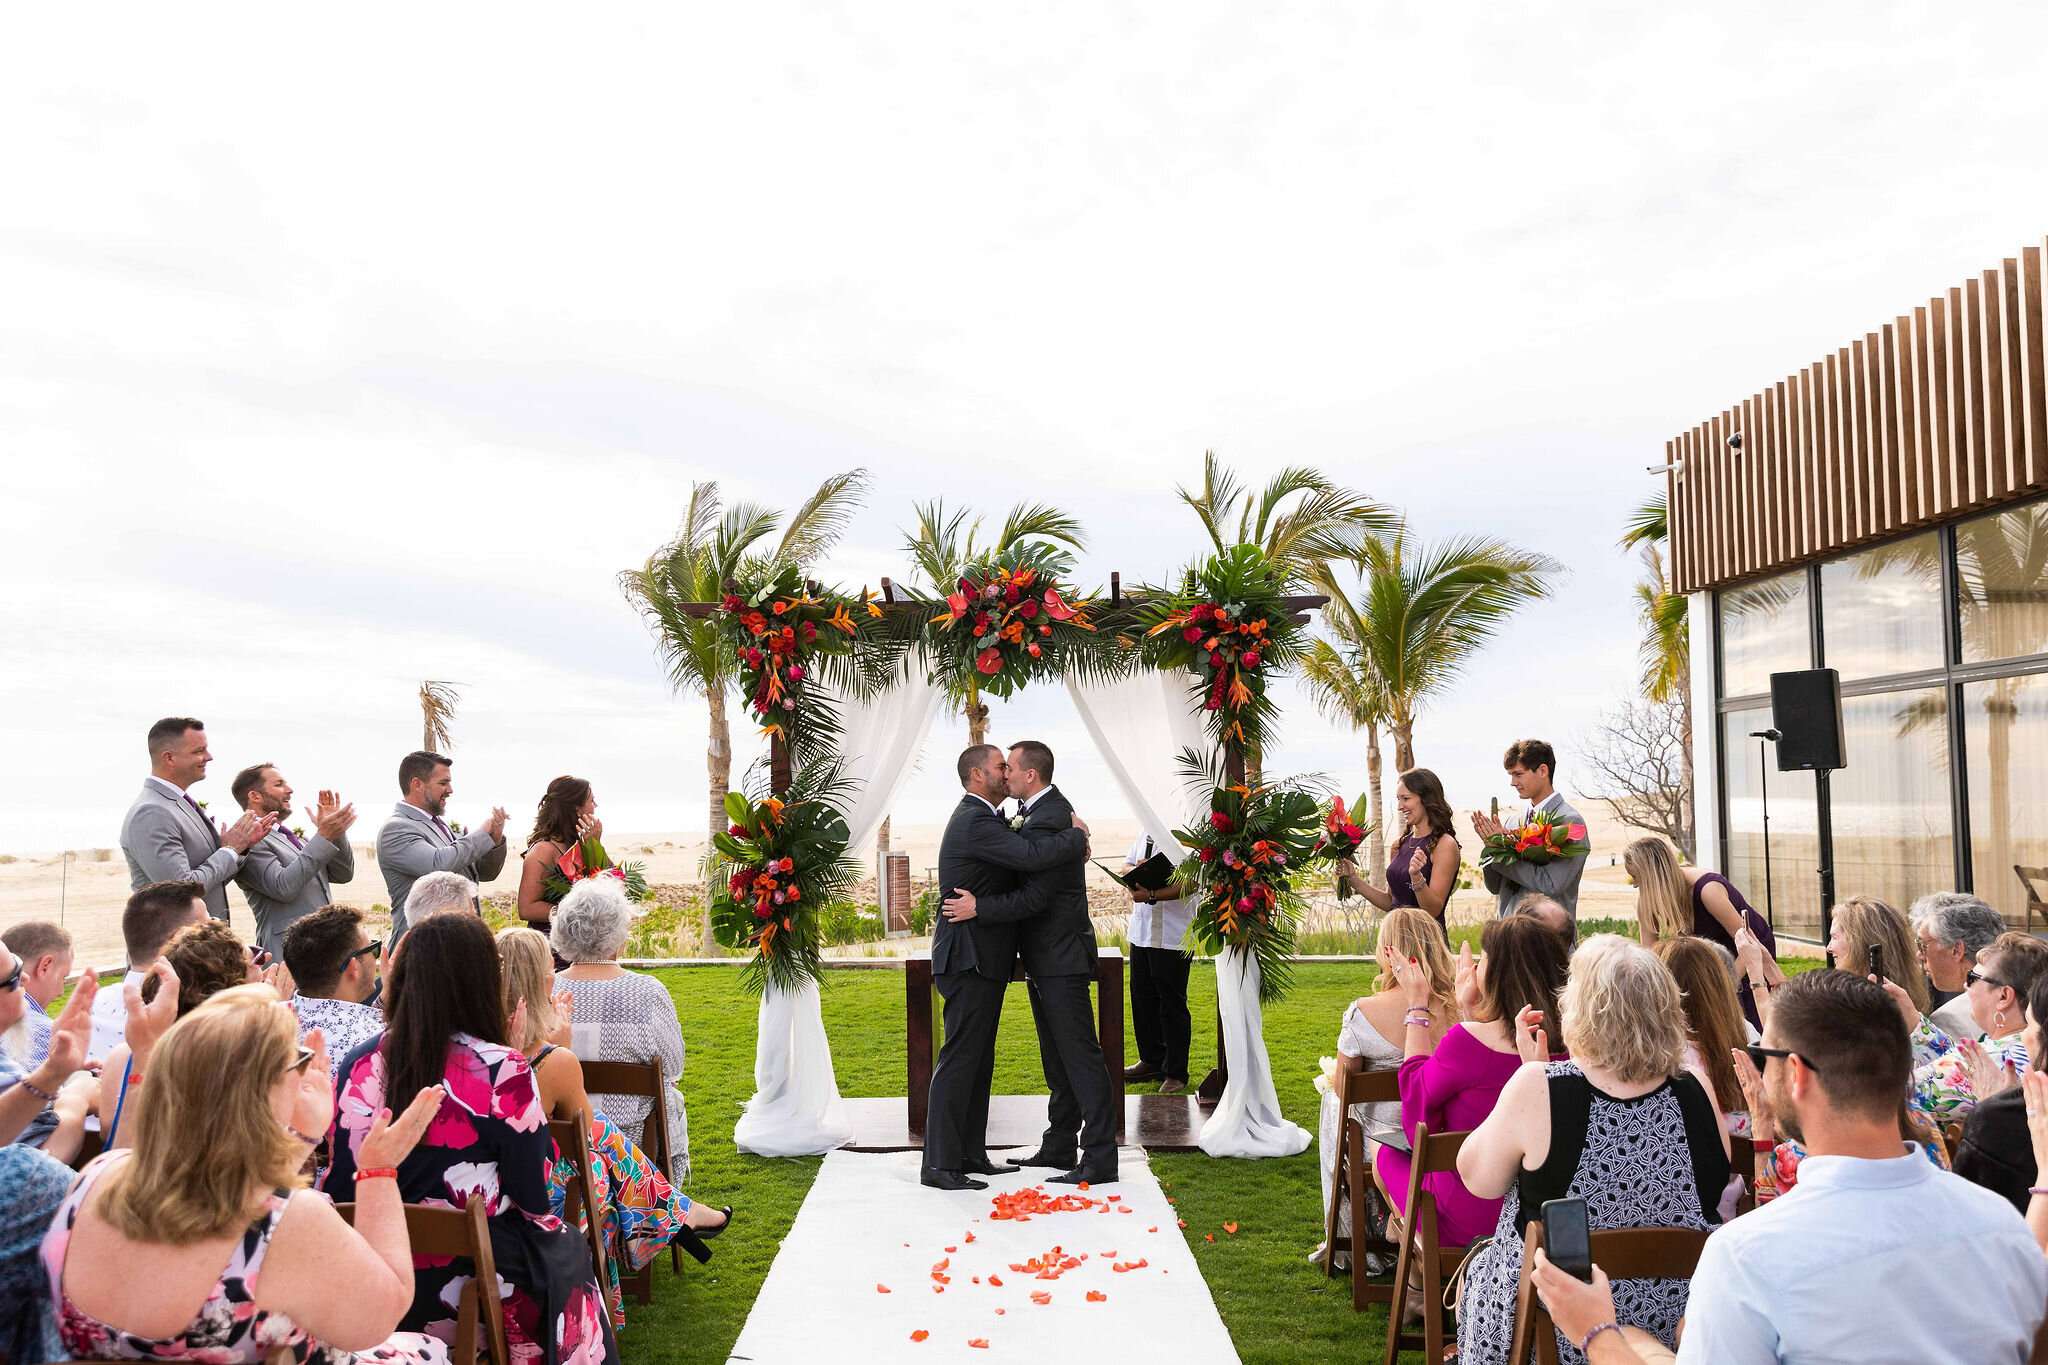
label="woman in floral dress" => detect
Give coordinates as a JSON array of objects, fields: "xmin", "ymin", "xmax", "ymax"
[{"xmin": 324, "ymin": 914, "xmax": 617, "ymax": 1365}]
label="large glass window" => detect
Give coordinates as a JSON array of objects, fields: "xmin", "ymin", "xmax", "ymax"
[
  {"xmin": 1964, "ymin": 673, "xmax": 2048, "ymax": 929},
  {"xmin": 1722, "ymin": 707, "xmax": 1819, "ymax": 941},
  {"xmin": 1958, "ymin": 503, "xmax": 2048, "ymax": 664},
  {"xmin": 1720, "ymin": 570, "xmax": 1811, "ymax": 698},
  {"xmin": 1831, "ymin": 688, "xmax": 1953, "ymax": 912},
  {"xmin": 1819, "ymin": 533, "xmax": 1944, "ymax": 679}
]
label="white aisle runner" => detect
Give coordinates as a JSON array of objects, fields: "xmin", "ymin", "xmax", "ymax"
[{"xmin": 727, "ymin": 1147, "xmax": 1241, "ymax": 1364}]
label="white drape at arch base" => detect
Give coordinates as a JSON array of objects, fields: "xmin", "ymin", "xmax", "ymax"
[
  {"xmin": 734, "ymin": 670, "xmax": 944, "ymax": 1157},
  {"xmin": 1198, "ymin": 949, "xmax": 1312, "ymax": 1159}
]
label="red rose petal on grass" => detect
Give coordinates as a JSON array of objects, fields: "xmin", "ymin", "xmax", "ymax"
[
  {"xmin": 1148, "ymin": 1226, "xmax": 1158, "ymax": 1233},
  {"xmin": 1223, "ymin": 1222, "xmax": 1238, "ymax": 1234},
  {"xmin": 946, "ymin": 1246, "xmax": 958, "ymax": 1253},
  {"xmin": 969, "ymin": 1341, "xmax": 989, "ymax": 1350},
  {"xmin": 965, "ymin": 1232, "xmax": 977, "ymax": 1243},
  {"xmin": 933, "ymin": 1285, "xmax": 945, "ymax": 1293},
  {"xmin": 973, "ymin": 1276, "xmax": 981, "ymax": 1284},
  {"xmin": 1107, "ymin": 1195, "xmax": 1120, "ymax": 1201},
  {"xmin": 1204, "ymin": 1234, "xmax": 1214, "ymax": 1243},
  {"xmin": 1119, "ymin": 1206, "xmax": 1133, "ymax": 1214},
  {"xmin": 910, "ymin": 1330, "xmax": 929, "ymax": 1342},
  {"xmin": 988, "ymin": 1275, "xmax": 1004, "ymax": 1286},
  {"xmin": 1087, "ymin": 1290, "xmax": 1108, "ymax": 1302},
  {"xmin": 1102, "ymin": 1250, "xmax": 1116, "ymax": 1257},
  {"xmin": 1176, "ymin": 1220, "xmax": 1186, "ymax": 1228},
  {"xmin": 1031, "ymin": 1291, "xmax": 1052, "ymax": 1305},
  {"xmin": 933, "ymin": 1258, "xmax": 950, "ymax": 1271},
  {"xmin": 878, "ymin": 1285, "xmax": 891, "ymax": 1293},
  {"xmin": 995, "ymin": 1308, "xmax": 1005, "ymax": 1315}
]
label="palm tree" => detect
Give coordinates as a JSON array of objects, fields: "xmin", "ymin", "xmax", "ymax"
[
  {"xmin": 620, "ymin": 472, "xmax": 869, "ymax": 841},
  {"xmin": 901, "ymin": 499, "xmax": 1086, "ymax": 747},
  {"xmin": 1619, "ymin": 491, "xmax": 1694, "ymax": 857},
  {"xmin": 1177, "ymin": 451, "xmax": 1397, "ymax": 588},
  {"xmin": 418, "ymin": 680, "xmax": 461, "ymax": 752},
  {"xmin": 1315, "ymin": 525, "xmax": 1563, "ymax": 772},
  {"xmin": 1299, "ymin": 602, "xmax": 1390, "ymax": 884}
]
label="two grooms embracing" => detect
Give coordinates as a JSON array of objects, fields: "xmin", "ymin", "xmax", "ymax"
[{"xmin": 920, "ymin": 740, "xmax": 1120, "ymax": 1192}]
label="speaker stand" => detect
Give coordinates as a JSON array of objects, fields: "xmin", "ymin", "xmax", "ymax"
[{"xmin": 1816, "ymin": 767, "xmax": 1838, "ymax": 966}]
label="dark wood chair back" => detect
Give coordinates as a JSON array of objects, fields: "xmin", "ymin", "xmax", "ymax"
[
  {"xmin": 1380, "ymin": 1124, "xmax": 1473, "ymax": 1365},
  {"xmin": 1730, "ymin": 1136, "xmax": 1757, "ymax": 1215},
  {"xmin": 332, "ymin": 1198, "xmax": 508, "ymax": 1365},
  {"xmin": 1508, "ymin": 1222, "xmax": 1711, "ymax": 1365},
  {"xmin": 579, "ymin": 1056, "xmax": 680, "ymax": 1289},
  {"xmin": 549, "ymin": 1116, "xmax": 611, "ymax": 1304},
  {"xmin": 1323, "ymin": 1066, "xmax": 1402, "ymax": 1307}
]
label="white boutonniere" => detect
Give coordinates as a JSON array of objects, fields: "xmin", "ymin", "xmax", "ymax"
[{"xmin": 1008, "ymin": 815, "xmax": 1025, "ymax": 831}]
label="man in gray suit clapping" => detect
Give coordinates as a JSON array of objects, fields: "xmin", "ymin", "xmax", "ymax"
[
  {"xmin": 231, "ymin": 762, "xmax": 358, "ymax": 957},
  {"xmin": 377, "ymin": 749, "xmax": 508, "ymax": 938},
  {"xmin": 121, "ymin": 717, "xmax": 275, "ymax": 921}
]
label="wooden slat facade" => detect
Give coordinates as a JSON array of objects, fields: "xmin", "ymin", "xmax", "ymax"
[{"xmin": 1670, "ymin": 238, "xmax": 2048, "ymax": 594}]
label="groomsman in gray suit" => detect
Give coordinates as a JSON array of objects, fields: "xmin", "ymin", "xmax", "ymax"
[
  {"xmin": 121, "ymin": 717, "xmax": 275, "ymax": 921},
  {"xmin": 377, "ymin": 749, "xmax": 508, "ymax": 938},
  {"xmin": 1470, "ymin": 737, "xmax": 1591, "ymax": 921},
  {"xmin": 231, "ymin": 762, "xmax": 359, "ymax": 958}
]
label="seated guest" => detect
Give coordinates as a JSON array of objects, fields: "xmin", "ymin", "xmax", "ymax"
[
  {"xmin": 1956, "ymin": 969, "xmax": 2048, "ymax": 1214},
  {"xmin": 1625, "ymin": 836, "xmax": 1777, "ymax": 1030},
  {"xmin": 1, "ymin": 1143, "xmax": 74, "ymax": 1365},
  {"xmin": 1455, "ymin": 935, "xmax": 1730, "ymax": 1365},
  {"xmin": 0, "ymin": 920, "xmax": 72, "ymax": 1067},
  {"xmin": 43, "ymin": 984, "xmax": 451, "ymax": 1365},
  {"xmin": 518, "ymin": 776, "xmax": 601, "ymax": 935},
  {"xmin": 1913, "ymin": 890, "xmax": 2008, "ymax": 1039},
  {"xmin": 90, "ymin": 878, "xmax": 208, "ymax": 1060},
  {"xmin": 1333, "ymin": 767, "xmax": 1461, "ymax": 933},
  {"xmin": 1313, "ymin": 907, "xmax": 1455, "ymax": 1270},
  {"xmin": 406, "ymin": 869, "xmax": 483, "ymax": 925},
  {"xmin": 553, "ymin": 876, "xmax": 691, "ymax": 1185},
  {"xmin": 284, "ymin": 903, "xmax": 386, "ymax": 1084},
  {"xmin": 1677, "ymin": 971, "xmax": 2046, "ymax": 1362},
  {"xmin": 230, "ymin": 760, "xmax": 358, "ymax": 958},
  {"xmin": 1514, "ymin": 892, "xmax": 1576, "ymax": 944},
  {"xmin": 1828, "ymin": 892, "xmax": 1930, "ymax": 1015},
  {"xmin": 1651, "ymin": 936, "xmax": 1752, "ymax": 1138},
  {"xmin": 1894, "ymin": 931, "xmax": 2048, "ymax": 1123},
  {"xmin": 143, "ymin": 918, "xmax": 270, "ymax": 1017},
  {"xmin": 324, "ymin": 914, "xmax": 615, "ymax": 1365},
  {"xmin": 498, "ymin": 928, "xmax": 727, "ymax": 1324},
  {"xmin": 1374, "ymin": 914, "xmax": 1570, "ymax": 1307},
  {"xmin": 0, "ymin": 938, "xmax": 97, "ymax": 1159}
]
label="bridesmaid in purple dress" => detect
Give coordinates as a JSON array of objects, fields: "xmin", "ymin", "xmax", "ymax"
[
  {"xmin": 1336, "ymin": 768, "xmax": 1461, "ymax": 935},
  {"xmin": 1624, "ymin": 836, "xmax": 1779, "ymax": 1031}
]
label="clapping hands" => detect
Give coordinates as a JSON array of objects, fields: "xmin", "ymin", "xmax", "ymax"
[
  {"xmin": 1958, "ymin": 1038, "xmax": 2021, "ymax": 1099},
  {"xmin": 548, "ymin": 985, "xmax": 575, "ymax": 1048},
  {"xmin": 292, "ymin": 1028, "xmax": 335, "ymax": 1138},
  {"xmin": 308, "ymin": 790, "xmax": 357, "ymax": 843},
  {"xmin": 483, "ymin": 807, "xmax": 510, "ymax": 842},
  {"xmin": 1730, "ymin": 1046, "xmax": 1776, "ymax": 1144},
  {"xmin": 221, "ymin": 809, "xmax": 280, "ymax": 853},
  {"xmin": 1452, "ymin": 942, "xmax": 1482, "ymax": 1019},
  {"xmin": 356, "ymin": 1085, "xmax": 446, "ymax": 1172},
  {"xmin": 1514, "ymin": 1004, "xmax": 1549, "ymax": 1065}
]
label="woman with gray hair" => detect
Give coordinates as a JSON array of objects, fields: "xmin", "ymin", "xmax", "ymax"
[
  {"xmin": 1913, "ymin": 891, "xmax": 2009, "ymax": 1039},
  {"xmin": 552, "ymin": 876, "xmax": 690, "ymax": 1185},
  {"xmin": 1451, "ymin": 935, "xmax": 1732, "ymax": 1365}
]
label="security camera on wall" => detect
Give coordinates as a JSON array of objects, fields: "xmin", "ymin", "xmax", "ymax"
[{"xmin": 1728, "ymin": 431, "xmax": 1744, "ymax": 451}]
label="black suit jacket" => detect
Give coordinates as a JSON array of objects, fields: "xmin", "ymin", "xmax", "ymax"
[
  {"xmin": 930, "ymin": 794, "xmax": 1088, "ymax": 981},
  {"xmin": 1013, "ymin": 785, "xmax": 1097, "ymax": 979}
]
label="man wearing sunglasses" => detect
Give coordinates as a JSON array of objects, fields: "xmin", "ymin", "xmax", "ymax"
[{"xmin": 281, "ymin": 904, "xmax": 384, "ymax": 1084}]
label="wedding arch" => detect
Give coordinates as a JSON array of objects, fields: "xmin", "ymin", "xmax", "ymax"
[{"xmin": 664, "ymin": 543, "xmax": 1342, "ymax": 1162}]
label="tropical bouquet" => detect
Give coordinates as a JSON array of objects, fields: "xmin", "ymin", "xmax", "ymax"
[
  {"xmin": 707, "ymin": 762, "xmax": 859, "ymax": 992},
  {"xmin": 1479, "ymin": 809, "xmax": 1591, "ymax": 870},
  {"xmin": 1171, "ymin": 750, "xmax": 1331, "ymax": 1003},
  {"xmin": 1312, "ymin": 795, "xmax": 1376, "ymax": 899},
  {"xmin": 540, "ymin": 836, "xmax": 650, "ymax": 905},
  {"xmin": 718, "ymin": 563, "xmax": 871, "ymax": 764},
  {"xmin": 924, "ymin": 543, "xmax": 1096, "ymax": 698},
  {"xmin": 1140, "ymin": 546, "xmax": 1309, "ymax": 755}
]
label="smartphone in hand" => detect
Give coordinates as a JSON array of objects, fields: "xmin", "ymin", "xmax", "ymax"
[
  {"xmin": 1868, "ymin": 944, "xmax": 1884, "ymax": 982},
  {"xmin": 1540, "ymin": 1197, "xmax": 1593, "ymax": 1283}
]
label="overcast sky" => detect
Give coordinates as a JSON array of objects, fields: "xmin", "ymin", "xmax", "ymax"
[{"xmin": 8, "ymin": 3, "xmax": 2048, "ymax": 853}]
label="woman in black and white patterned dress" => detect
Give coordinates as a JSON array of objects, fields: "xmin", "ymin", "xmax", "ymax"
[{"xmin": 1453, "ymin": 935, "xmax": 1731, "ymax": 1365}]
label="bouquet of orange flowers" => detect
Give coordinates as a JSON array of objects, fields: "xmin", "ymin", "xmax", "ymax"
[
  {"xmin": 1312, "ymin": 795, "xmax": 1375, "ymax": 899},
  {"xmin": 1479, "ymin": 809, "xmax": 1590, "ymax": 870}
]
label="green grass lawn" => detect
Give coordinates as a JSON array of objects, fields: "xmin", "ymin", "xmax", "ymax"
[{"xmin": 618, "ymin": 942, "xmax": 1827, "ymax": 1364}]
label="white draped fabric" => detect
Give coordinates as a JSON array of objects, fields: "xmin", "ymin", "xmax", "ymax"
[
  {"xmin": 735, "ymin": 669, "xmax": 943, "ymax": 1157},
  {"xmin": 1065, "ymin": 670, "xmax": 1208, "ymax": 860},
  {"xmin": 1197, "ymin": 948, "xmax": 1312, "ymax": 1159}
]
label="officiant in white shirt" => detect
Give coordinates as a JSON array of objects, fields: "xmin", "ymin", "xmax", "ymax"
[{"xmin": 1123, "ymin": 832, "xmax": 1192, "ymax": 1095}]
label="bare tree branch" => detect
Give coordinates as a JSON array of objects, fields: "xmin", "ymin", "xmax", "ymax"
[{"xmin": 1577, "ymin": 698, "xmax": 1694, "ymax": 860}]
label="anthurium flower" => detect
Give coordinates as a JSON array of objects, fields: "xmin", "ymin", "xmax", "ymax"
[{"xmin": 976, "ymin": 648, "xmax": 1003, "ymax": 675}]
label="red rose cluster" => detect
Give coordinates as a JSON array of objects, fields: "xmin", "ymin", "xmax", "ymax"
[
  {"xmin": 932, "ymin": 563, "xmax": 1089, "ymax": 683},
  {"xmin": 729, "ymin": 854, "xmax": 803, "ymax": 920},
  {"xmin": 1160, "ymin": 600, "xmax": 1268, "ymax": 713},
  {"xmin": 720, "ymin": 590, "xmax": 858, "ymax": 740}
]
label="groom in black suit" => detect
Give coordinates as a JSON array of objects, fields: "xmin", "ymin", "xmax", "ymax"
[{"xmin": 921, "ymin": 743, "xmax": 1090, "ymax": 1191}]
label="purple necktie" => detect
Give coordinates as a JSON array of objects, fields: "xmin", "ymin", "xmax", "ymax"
[
  {"xmin": 433, "ymin": 816, "xmax": 454, "ymax": 843},
  {"xmin": 281, "ymin": 826, "xmax": 303, "ymax": 850},
  {"xmin": 182, "ymin": 793, "xmax": 220, "ymax": 848}
]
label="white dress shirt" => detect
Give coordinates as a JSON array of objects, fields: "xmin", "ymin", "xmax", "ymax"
[
  {"xmin": 88, "ymin": 969, "xmax": 147, "ymax": 1063},
  {"xmin": 1125, "ymin": 834, "xmax": 1193, "ymax": 951},
  {"xmin": 1677, "ymin": 1146, "xmax": 2047, "ymax": 1363}
]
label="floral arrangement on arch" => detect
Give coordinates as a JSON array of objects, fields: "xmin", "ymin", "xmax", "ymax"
[
  {"xmin": 540, "ymin": 836, "xmax": 650, "ymax": 905},
  {"xmin": 1170, "ymin": 750, "xmax": 1332, "ymax": 1003},
  {"xmin": 706, "ymin": 762, "xmax": 859, "ymax": 993},
  {"xmin": 718, "ymin": 563, "xmax": 872, "ymax": 764},
  {"xmin": 1139, "ymin": 545, "xmax": 1308, "ymax": 755},
  {"xmin": 923, "ymin": 543, "xmax": 1097, "ymax": 699}
]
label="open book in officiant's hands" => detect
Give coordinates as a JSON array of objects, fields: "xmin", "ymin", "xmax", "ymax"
[{"xmin": 1094, "ymin": 852, "xmax": 1175, "ymax": 892}]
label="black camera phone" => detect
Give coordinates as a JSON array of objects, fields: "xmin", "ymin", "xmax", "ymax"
[
  {"xmin": 1868, "ymin": 944, "xmax": 1884, "ymax": 981},
  {"xmin": 1540, "ymin": 1197, "xmax": 1592, "ymax": 1283}
]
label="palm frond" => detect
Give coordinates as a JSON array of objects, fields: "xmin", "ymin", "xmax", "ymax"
[
  {"xmin": 1176, "ymin": 451, "xmax": 1244, "ymax": 559},
  {"xmin": 772, "ymin": 469, "xmax": 871, "ymax": 570},
  {"xmin": 418, "ymin": 680, "xmax": 461, "ymax": 752},
  {"xmin": 1618, "ymin": 492, "xmax": 1668, "ymax": 551},
  {"xmin": 993, "ymin": 502, "xmax": 1087, "ymax": 555}
]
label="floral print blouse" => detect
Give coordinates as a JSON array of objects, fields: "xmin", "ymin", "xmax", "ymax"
[{"xmin": 1908, "ymin": 1019, "xmax": 2030, "ymax": 1123}]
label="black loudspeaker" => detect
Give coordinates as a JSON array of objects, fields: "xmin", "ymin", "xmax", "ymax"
[{"xmin": 1770, "ymin": 669, "xmax": 1845, "ymax": 772}]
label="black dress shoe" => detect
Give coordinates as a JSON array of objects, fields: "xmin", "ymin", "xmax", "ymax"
[
  {"xmin": 920, "ymin": 1168, "xmax": 990, "ymax": 1191},
  {"xmin": 1122, "ymin": 1061, "xmax": 1164, "ymax": 1081},
  {"xmin": 960, "ymin": 1157, "xmax": 1011, "ymax": 1177},
  {"xmin": 1049, "ymin": 1161, "xmax": 1118, "ymax": 1186},
  {"xmin": 1007, "ymin": 1145, "xmax": 1079, "ymax": 1169}
]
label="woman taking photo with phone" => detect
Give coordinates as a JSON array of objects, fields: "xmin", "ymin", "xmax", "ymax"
[{"xmin": 1335, "ymin": 768, "xmax": 1461, "ymax": 933}]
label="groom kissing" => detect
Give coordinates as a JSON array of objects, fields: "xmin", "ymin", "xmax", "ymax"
[{"xmin": 922, "ymin": 744, "xmax": 1090, "ymax": 1192}]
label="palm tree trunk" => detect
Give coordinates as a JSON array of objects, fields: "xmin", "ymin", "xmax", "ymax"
[
  {"xmin": 1392, "ymin": 718, "xmax": 1415, "ymax": 774},
  {"xmin": 966, "ymin": 683, "xmax": 989, "ymax": 749},
  {"xmin": 1365, "ymin": 721, "xmax": 1387, "ymax": 889},
  {"xmin": 878, "ymin": 816, "xmax": 892, "ymax": 854},
  {"xmin": 706, "ymin": 686, "xmax": 732, "ymax": 840}
]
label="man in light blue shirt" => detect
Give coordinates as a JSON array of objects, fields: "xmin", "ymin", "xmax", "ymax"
[{"xmin": 1532, "ymin": 969, "xmax": 2047, "ymax": 1363}]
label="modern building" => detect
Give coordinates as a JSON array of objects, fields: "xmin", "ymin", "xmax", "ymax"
[{"xmin": 1670, "ymin": 238, "xmax": 2048, "ymax": 943}]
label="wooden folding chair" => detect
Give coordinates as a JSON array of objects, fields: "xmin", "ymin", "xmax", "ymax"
[
  {"xmin": 1323, "ymin": 1066, "xmax": 1402, "ymax": 1307},
  {"xmin": 1943, "ymin": 1121, "xmax": 1964, "ymax": 1162},
  {"xmin": 549, "ymin": 1117, "xmax": 612, "ymax": 1303},
  {"xmin": 1508, "ymin": 1222, "xmax": 1711, "ymax": 1365},
  {"xmin": 333, "ymin": 1199, "xmax": 509, "ymax": 1365},
  {"xmin": 1380, "ymin": 1124, "xmax": 1473, "ymax": 1365},
  {"xmin": 1730, "ymin": 1137, "xmax": 1757, "ymax": 1216},
  {"xmin": 581, "ymin": 1057, "xmax": 682, "ymax": 1301}
]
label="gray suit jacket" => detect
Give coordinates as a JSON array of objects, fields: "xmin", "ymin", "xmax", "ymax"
[
  {"xmin": 121, "ymin": 779, "xmax": 241, "ymax": 919},
  {"xmin": 1483, "ymin": 792, "xmax": 1590, "ymax": 917},
  {"xmin": 237, "ymin": 825, "xmax": 356, "ymax": 958},
  {"xmin": 377, "ymin": 802, "xmax": 507, "ymax": 937}
]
